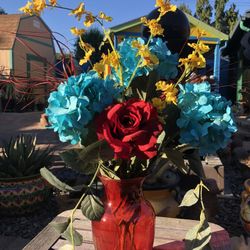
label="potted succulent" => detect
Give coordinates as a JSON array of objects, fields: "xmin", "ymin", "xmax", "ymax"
[{"xmin": 0, "ymin": 134, "xmax": 53, "ymax": 215}]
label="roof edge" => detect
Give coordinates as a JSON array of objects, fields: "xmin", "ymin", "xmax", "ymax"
[{"xmin": 110, "ymin": 12, "xmax": 228, "ymax": 41}]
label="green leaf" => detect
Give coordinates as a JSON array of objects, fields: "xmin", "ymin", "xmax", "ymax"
[
  {"xmin": 163, "ymin": 148, "xmax": 189, "ymax": 174},
  {"xmin": 60, "ymin": 149, "xmax": 98, "ymax": 175},
  {"xmin": 79, "ymin": 140, "xmax": 113, "ymax": 161},
  {"xmin": 61, "ymin": 224, "xmax": 83, "ymax": 246},
  {"xmin": 99, "ymin": 166, "xmax": 120, "ymax": 180},
  {"xmin": 179, "ymin": 186, "xmax": 200, "ymax": 207},
  {"xmin": 136, "ymin": 88, "xmax": 147, "ymax": 101},
  {"xmin": 50, "ymin": 219, "xmax": 70, "ymax": 234},
  {"xmin": 40, "ymin": 167, "xmax": 76, "ymax": 192},
  {"xmin": 175, "ymin": 144, "xmax": 196, "ymax": 153},
  {"xmin": 184, "ymin": 149, "xmax": 205, "ymax": 178},
  {"xmin": 157, "ymin": 131, "xmax": 166, "ymax": 145},
  {"xmin": 185, "ymin": 210, "xmax": 211, "ymax": 250},
  {"xmin": 60, "ymin": 140, "xmax": 113, "ymax": 175},
  {"xmin": 81, "ymin": 193, "xmax": 104, "ymax": 221}
]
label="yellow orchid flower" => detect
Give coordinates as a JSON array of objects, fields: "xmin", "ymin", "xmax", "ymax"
[
  {"xmin": 69, "ymin": 2, "xmax": 85, "ymax": 21},
  {"xmin": 79, "ymin": 50, "xmax": 93, "ymax": 65},
  {"xmin": 19, "ymin": 1, "xmax": 33, "ymax": 15},
  {"xmin": 131, "ymin": 40, "xmax": 142, "ymax": 49},
  {"xmin": 196, "ymin": 29, "xmax": 206, "ymax": 39},
  {"xmin": 141, "ymin": 17, "xmax": 164, "ymax": 37},
  {"xmin": 102, "ymin": 51, "xmax": 120, "ymax": 71},
  {"xmin": 155, "ymin": 81, "xmax": 178, "ymax": 105},
  {"xmin": 155, "ymin": 0, "xmax": 177, "ymax": 16},
  {"xmin": 188, "ymin": 51, "xmax": 206, "ymax": 69},
  {"xmin": 79, "ymin": 40, "xmax": 95, "ymax": 65},
  {"xmin": 155, "ymin": 80, "xmax": 168, "ymax": 91},
  {"xmin": 48, "ymin": 0, "xmax": 57, "ymax": 6},
  {"xmin": 152, "ymin": 97, "xmax": 166, "ymax": 111},
  {"xmin": 132, "ymin": 41, "xmax": 159, "ymax": 68},
  {"xmin": 138, "ymin": 46, "xmax": 159, "ymax": 67},
  {"xmin": 93, "ymin": 62, "xmax": 105, "ymax": 78},
  {"xmin": 70, "ymin": 27, "xmax": 85, "ymax": 36},
  {"xmin": 84, "ymin": 12, "xmax": 95, "ymax": 27},
  {"xmin": 20, "ymin": 0, "xmax": 46, "ymax": 15},
  {"xmin": 93, "ymin": 51, "xmax": 120, "ymax": 78},
  {"xmin": 33, "ymin": 0, "xmax": 46, "ymax": 14},
  {"xmin": 99, "ymin": 11, "xmax": 113, "ymax": 22},
  {"xmin": 188, "ymin": 42, "xmax": 210, "ymax": 54},
  {"xmin": 179, "ymin": 51, "xmax": 206, "ymax": 71}
]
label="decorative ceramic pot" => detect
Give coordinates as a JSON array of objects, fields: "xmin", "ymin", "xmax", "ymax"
[
  {"xmin": 0, "ymin": 174, "xmax": 51, "ymax": 215},
  {"xmin": 143, "ymin": 189, "xmax": 180, "ymax": 217},
  {"xmin": 92, "ymin": 176, "xmax": 155, "ymax": 250},
  {"xmin": 241, "ymin": 179, "xmax": 250, "ymax": 233}
]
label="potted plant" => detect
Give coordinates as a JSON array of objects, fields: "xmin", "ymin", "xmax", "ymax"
[
  {"xmin": 143, "ymin": 161, "xmax": 181, "ymax": 217},
  {"xmin": 0, "ymin": 134, "xmax": 53, "ymax": 215}
]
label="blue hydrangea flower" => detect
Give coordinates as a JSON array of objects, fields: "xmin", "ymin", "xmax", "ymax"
[
  {"xmin": 46, "ymin": 72, "xmax": 119, "ymax": 144},
  {"xmin": 149, "ymin": 38, "xmax": 179, "ymax": 80},
  {"xmin": 115, "ymin": 37, "xmax": 179, "ymax": 86},
  {"xmin": 116, "ymin": 37, "xmax": 151, "ymax": 86},
  {"xmin": 177, "ymin": 82, "xmax": 237, "ymax": 155}
]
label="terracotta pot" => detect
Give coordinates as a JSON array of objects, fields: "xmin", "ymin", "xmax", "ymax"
[
  {"xmin": 143, "ymin": 189, "xmax": 180, "ymax": 217},
  {"xmin": 40, "ymin": 113, "xmax": 49, "ymax": 127},
  {"xmin": 92, "ymin": 176, "xmax": 155, "ymax": 250},
  {"xmin": 0, "ymin": 174, "xmax": 51, "ymax": 215},
  {"xmin": 244, "ymin": 179, "xmax": 250, "ymax": 193},
  {"xmin": 241, "ymin": 217, "xmax": 250, "ymax": 234}
]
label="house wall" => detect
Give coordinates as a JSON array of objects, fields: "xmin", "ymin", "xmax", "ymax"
[
  {"xmin": 243, "ymin": 67, "xmax": 250, "ymax": 111},
  {"xmin": 0, "ymin": 49, "xmax": 12, "ymax": 76},
  {"xmin": 13, "ymin": 15, "xmax": 55, "ymax": 104}
]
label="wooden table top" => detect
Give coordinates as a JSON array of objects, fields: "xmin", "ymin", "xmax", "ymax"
[{"xmin": 23, "ymin": 209, "xmax": 231, "ymax": 250}]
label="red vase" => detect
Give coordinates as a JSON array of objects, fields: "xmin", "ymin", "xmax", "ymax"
[{"xmin": 92, "ymin": 176, "xmax": 155, "ymax": 250}]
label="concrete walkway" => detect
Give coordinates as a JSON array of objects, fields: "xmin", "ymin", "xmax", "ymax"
[{"xmin": 0, "ymin": 112, "xmax": 60, "ymax": 146}]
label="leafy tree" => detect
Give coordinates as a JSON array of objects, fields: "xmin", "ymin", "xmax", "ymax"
[
  {"xmin": 178, "ymin": 3, "xmax": 192, "ymax": 15},
  {"xmin": 225, "ymin": 3, "xmax": 239, "ymax": 34},
  {"xmin": 0, "ymin": 7, "xmax": 7, "ymax": 14},
  {"xmin": 214, "ymin": 0, "xmax": 228, "ymax": 33},
  {"xmin": 214, "ymin": 0, "xmax": 239, "ymax": 34},
  {"xmin": 74, "ymin": 28, "xmax": 110, "ymax": 66},
  {"xmin": 195, "ymin": 0, "xmax": 212, "ymax": 25},
  {"xmin": 194, "ymin": 0, "xmax": 239, "ymax": 34}
]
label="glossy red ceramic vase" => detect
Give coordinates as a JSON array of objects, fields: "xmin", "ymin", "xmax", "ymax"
[{"xmin": 92, "ymin": 176, "xmax": 155, "ymax": 250}]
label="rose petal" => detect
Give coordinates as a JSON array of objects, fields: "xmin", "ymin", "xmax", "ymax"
[
  {"xmin": 107, "ymin": 103, "xmax": 123, "ymax": 120},
  {"xmin": 122, "ymin": 130, "xmax": 147, "ymax": 143}
]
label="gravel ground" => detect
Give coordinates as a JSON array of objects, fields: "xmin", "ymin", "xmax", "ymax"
[
  {"xmin": 216, "ymin": 196, "xmax": 245, "ymax": 237},
  {"xmin": 0, "ymin": 197, "xmax": 59, "ymax": 240},
  {"xmin": 215, "ymin": 148, "xmax": 249, "ymax": 238}
]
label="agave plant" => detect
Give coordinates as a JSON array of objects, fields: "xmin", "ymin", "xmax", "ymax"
[{"xmin": 0, "ymin": 134, "xmax": 53, "ymax": 178}]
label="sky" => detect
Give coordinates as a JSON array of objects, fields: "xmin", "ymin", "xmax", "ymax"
[{"xmin": 0, "ymin": 0, "xmax": 249, "ymax": 52}]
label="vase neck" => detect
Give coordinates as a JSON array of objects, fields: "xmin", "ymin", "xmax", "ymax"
[{"xmin": 100, "ymin": 177, "xmax": 144, "ymax": 204}]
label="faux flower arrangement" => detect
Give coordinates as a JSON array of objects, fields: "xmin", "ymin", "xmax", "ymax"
[{"xmin": 20, "ymin": 1, "xmax": 237, "ymax": 249}]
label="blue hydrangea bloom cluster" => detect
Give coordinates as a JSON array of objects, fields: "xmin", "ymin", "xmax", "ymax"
[
  {"xmin": 46, "ymin": 72, "xmax": 119, "ymax": 144},
  {"xmin": 116, "ymin": 37, "xmax": 178, "ymax": 86},
  {"xmin": 149, "ymin": 38, "xmax": 179, "ymax": 80},
  {"xmin": 116, "ymin": 37, "xmax": 150, "ymax": 86},
  {"xmin": 177, "ymin": 82, "xmax": 237, "ymax": 155}
]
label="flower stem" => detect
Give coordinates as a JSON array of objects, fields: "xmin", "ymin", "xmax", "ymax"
[
  {"xmin": 176, "ymin": 66, "xmax": 187, "ymax": 86},
  {"xmin": 69, "ymin": 163, "xmax": 101, "ymax": 249},
  {"xmin": 124, "ymin": 34, "xmax": 153, "ymax": 95}
]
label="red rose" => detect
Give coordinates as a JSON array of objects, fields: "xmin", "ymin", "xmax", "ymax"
[{"xmin": 96, "ymin": 98, "xmax": 163, "ymax": 159}]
